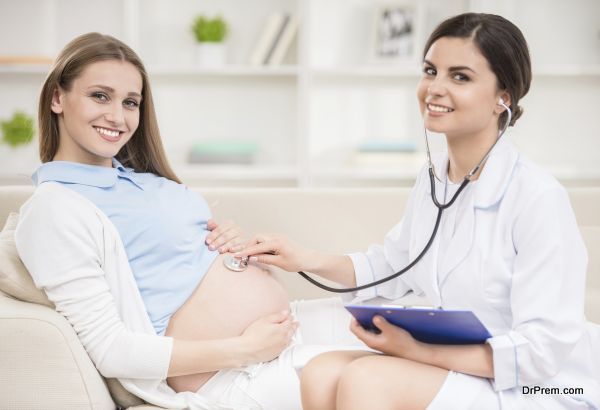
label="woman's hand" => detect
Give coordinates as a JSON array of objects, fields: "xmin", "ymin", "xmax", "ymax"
[
  {"xmin": 350, "ymin": 316, "xmax": 425, "ymax": 360},
  {"xmin": 240, "ymin": 310, "xmax": 299, "ymax": 364},
  {"xmin": 206, "ymin": 219, "xmax": 244, "ymax": 253},
  {"xmin": 235, "ymin": 234, "xmax": 357, "ymax": 287},
  {"xmin": 234, "ymin": 233, "xmax": 315, "ymax": 272},
  {"xmin": 351, "ymin": 316, "xmax": 495, "ymax": 377}
]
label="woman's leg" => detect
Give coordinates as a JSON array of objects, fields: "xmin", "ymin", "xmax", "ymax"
[
  {"xmin": 301, "ymin": 351, "xmax": 375, "ymax": 410},
  {"xmin": 336, "ymin": 355, "xmax": 448, "ymax": 410}
]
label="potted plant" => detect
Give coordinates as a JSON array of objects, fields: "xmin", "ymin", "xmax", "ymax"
[
  {"xmin": 0, "ymin": 111, "xmax": 37, "ymax": 175},
  {"xmin": 1, "ymin": 111, "xmax": 35, "ymax": 148},
  {"xmin": 191, "ymin": 15, "xmax": 228, "ymax": 67}
]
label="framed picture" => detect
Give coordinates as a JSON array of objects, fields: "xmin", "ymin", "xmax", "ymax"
[{"xmin": 371, "ymin": 4, "xmax": 415, "ymax": 63}]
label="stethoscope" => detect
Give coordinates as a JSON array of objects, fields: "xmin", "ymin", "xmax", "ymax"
[{"xmin": 224, "ymin": 99, "xmax": 512, "ymax": 293}]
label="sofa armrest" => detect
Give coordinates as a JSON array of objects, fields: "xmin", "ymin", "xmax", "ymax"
[{"xmin": 0, "ymin": 292, "xmax": 116, "ymax": 410}]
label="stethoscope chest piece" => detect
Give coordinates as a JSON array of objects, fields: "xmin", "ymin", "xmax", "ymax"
[{"xmin": 223, "ymin": 255, "xmax": 249, "ymax": 272}]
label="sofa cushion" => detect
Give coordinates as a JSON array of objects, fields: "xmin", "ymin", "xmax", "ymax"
[
  {"xmin": 0, "ymin": 213, "xmax": 52, "ymax": 307},
  {"xmin": 0, "ymin": 213, "xmax": 148, "ymax": 408}
]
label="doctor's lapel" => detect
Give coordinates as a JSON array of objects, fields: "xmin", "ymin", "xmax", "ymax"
[
  {"xmin": 424, "ymin": 154, "xmax": 477, "ymax": 287},
  {"xmin": 437, "ymin": 195, "xmax": 476, "ymax": 285},
  {"xmin": 409, "ymin": 191, "xmax": 442, "ymax": 305},
  {"xmin": 472, "ymin": 137, "xmax": 520, "ymax": 210},
  {"xmin": 430, "ymin": 137, "xmax": 519, "ymax": 288},
  {"xmin": 413, "ymin": 156, "xmax": 449, "ymax": 304}
]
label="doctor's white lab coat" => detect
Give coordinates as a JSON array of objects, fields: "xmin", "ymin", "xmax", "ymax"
[{"xmin": 349, "ymin": 137, "xmax": 600, "ymax": 408}]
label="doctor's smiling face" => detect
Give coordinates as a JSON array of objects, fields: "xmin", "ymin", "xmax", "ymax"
[
  {"xmin": 416, "ymin": 13, "xmax": 531, "ymax": 146},
  {"xmin": 51, "ymin": 59, "xmax": 143, "ymax": 167},
  {"xmin": 416, "ymin": 36, "xmax": 506, "ymax": 142}
]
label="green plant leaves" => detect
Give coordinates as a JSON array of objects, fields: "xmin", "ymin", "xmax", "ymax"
[
  {"xmin": 1, "ymin": 111, "xmax": 35, "ymax": 147},
  {"xmin": 192, "ymin": 15, "xmax": 227, "ymax": 43}
]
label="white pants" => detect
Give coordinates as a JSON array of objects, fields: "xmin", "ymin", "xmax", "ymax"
[{"xmin": 196, "ymin": 297, "xmax": 368, "ymax": 410}]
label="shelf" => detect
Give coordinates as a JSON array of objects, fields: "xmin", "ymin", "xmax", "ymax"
[
  {"xmin": 312, "ymin": 65, "xmax": 600, "ymax": 79},
  {"xmin": 175, "ymin": 164, "xmax": 298, "ymax": 181},
  {"xmin": 312, "ymin": 167, "xmax": 421, "ymax": 181},
  {"xmin": 534, "ymin": 65, "xmax": 600, "ymax": 77},
  {"xmin": 0, "ymin": 64, "xmax": 300, "ymax": 77},
  {"xmin": 311, "ymin": 65, "xmax": 421, "ymax": 78},
  {"xmin": 148, "ymin": 65, "xmax": 299, "ymax": 77},
  {"xmin": 2, "ymin": 63, "xmax": 599, "ymax": 79},
  {"xmin": 546, "ymin": 167, "xmax": 600, "ymax": 181},
  {"xmin": 0, "ymin": 64, "xmax": 51, "ymax": 74},
  {"xmin": 309, "ymin": 164, "xmax": 600, "ymax": 187}
]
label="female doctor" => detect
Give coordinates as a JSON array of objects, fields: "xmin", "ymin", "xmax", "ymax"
[{"xmin": 237, "ymin": 13, "xmax": 600, "ymax": 409}]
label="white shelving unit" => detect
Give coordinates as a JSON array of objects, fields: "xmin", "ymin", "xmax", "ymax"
[{"xmin": 0, "ymin": 0, "xmax": 599, "ymax": 187}]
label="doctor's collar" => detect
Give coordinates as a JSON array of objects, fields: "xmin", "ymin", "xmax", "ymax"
[
  {"xmin": 425, "ymin": 137, "xmax": 519, "ymax": 209},
  {"xmin": 473, "ymin": 137, "xmax": 519, "ymax": 208}
]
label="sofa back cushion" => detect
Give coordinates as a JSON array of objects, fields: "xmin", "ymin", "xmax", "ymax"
[
  {"xmin": 0, "ymin": 212, "xmax": 146, "ymax": 407},
  {"xmin": 0, "ymin": 185, "xmax": 34, "ymax": 226},
  {"xmin": 0, "ymin": 213, "xmax": 53, "ymax": 306}
]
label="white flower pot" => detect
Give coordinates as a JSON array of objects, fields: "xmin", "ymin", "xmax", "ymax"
[
  {"xmin": 195, "ymin": 43, "xmax": 226, "ymax": 67},
  {"xmin": 0, "ymin": 142, "xmax": 40, "ymax": 182}
]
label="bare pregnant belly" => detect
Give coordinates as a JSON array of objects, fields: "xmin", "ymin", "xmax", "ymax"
[{"xmin": 165, "ymin": 253, "xmax": 289, "ymax": 392}]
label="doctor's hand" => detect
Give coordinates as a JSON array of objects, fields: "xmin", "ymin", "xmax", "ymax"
[
  {"xmin": 206, "ymin": 219, "xmax": 245, "ymax": 254},
  {"xmin": 240, "ymin": 310, "xmax": 299, "ymax": 364},
  {"xmin": 234, "ymin": 234, "xmax": 315, "ymax": 272},
  {"xmin": 350, "ymin": 316, "xmax": 424, "ymax": 360}
]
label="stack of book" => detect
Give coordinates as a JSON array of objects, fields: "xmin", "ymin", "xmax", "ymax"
[
  {"xmin": 249, "ymin": 12, "xmax": 298, "ymax": 66},
  {"xmin": 189, "ymin": 141, "xmax": 260, "ymax": 165},
  {"xmin": 352, "ymin": 139, "xmax": 422, "ymax": 166}
]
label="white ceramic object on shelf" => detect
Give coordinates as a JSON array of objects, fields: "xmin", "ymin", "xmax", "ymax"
[
  {"xmin": 195, "ymin": 43, "xmax": 226, "ymax": 67},
  {"xmin": 0, "ymin": 142, "xmax": 40, "ymax": 179}
]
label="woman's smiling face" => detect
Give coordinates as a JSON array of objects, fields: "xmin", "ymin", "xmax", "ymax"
[
  {"xmin": 51, "ymin": 59, "xmax": 143, "ymax": 166},
  {"xmin": 416, "ymin": 36, "xmax": 505, "ymax": 141}
]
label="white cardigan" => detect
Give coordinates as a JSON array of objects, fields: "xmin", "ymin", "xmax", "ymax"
[{"xmin": 16, "ymin": 182, "xmax": 218, "ymax": 409}]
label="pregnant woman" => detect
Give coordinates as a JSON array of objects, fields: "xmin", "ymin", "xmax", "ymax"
[{"xmin": 15, "ymin": 32, "xmax": 361, "ymax": 409}]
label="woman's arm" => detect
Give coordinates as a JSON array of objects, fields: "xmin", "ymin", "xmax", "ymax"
[
  {"xmin": 484, "ymin": 185, "xmax": 587, "ymax": 390},
  {"xmin": 350, "ymin": 316, "xmax": 493, "ymax": 378},
  {"xmin": 169, "ymin": 310, "xmax": 297, "ymax": 376},
  {"xmin": 424, "ymin": 343, "xmax": 493, "ymax": 378},
  {"xmin": 235, "ymin": 234, "xmax": 357, "ymax": 287},
  {"xmin": 237, "ymin": 167, "xmax": 427, "ymax": 297}
]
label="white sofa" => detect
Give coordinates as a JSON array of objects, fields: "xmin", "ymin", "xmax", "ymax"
[{"xmin": 1, "ymin": 185, "xmax": 599, "ymax": 409}]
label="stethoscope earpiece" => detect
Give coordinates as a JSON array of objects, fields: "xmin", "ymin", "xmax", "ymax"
[{"xmin": 498, "ymin": 98, "xmax": 511, "ymax": 114}]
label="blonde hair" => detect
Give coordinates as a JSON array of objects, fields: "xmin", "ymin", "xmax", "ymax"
[{"xmin": 38, "ymin": 32, "xmax": 180, "ymax": 183}]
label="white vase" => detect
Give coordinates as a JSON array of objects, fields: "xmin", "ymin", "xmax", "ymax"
[
  {"xmin": 195, "ymin": 43, "xmax": 226, "ymax": 67},
  {"xmin": 0, "ymin": 142, "xmax": 40, "ymax": 183}
]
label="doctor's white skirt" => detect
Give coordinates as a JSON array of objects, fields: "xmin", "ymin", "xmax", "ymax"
[
  {"xmin": 427, "ymin": 370, "xmax": 593, "ymax": 410},
  {"xmin": 196, "ymin": 297, "xmax": 592, "ymax": 410}
]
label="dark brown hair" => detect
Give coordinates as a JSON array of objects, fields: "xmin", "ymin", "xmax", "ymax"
[
  {"xmin": 423, "ymin": 13, "xmax": 531, "ymax": 127},
  {"xmin": 38, "ymin": 32, "xmax": 180, "ymax": 183}
]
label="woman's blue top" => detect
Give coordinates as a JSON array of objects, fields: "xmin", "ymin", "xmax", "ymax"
[{"xmin": 33, "ymin": 159, "xmax": 218, "ymax": 335}]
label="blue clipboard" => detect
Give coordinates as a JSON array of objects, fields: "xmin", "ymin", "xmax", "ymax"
[{"xmin": 345, "ymin": 304, "xmax": 492, "ymax": 345}]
